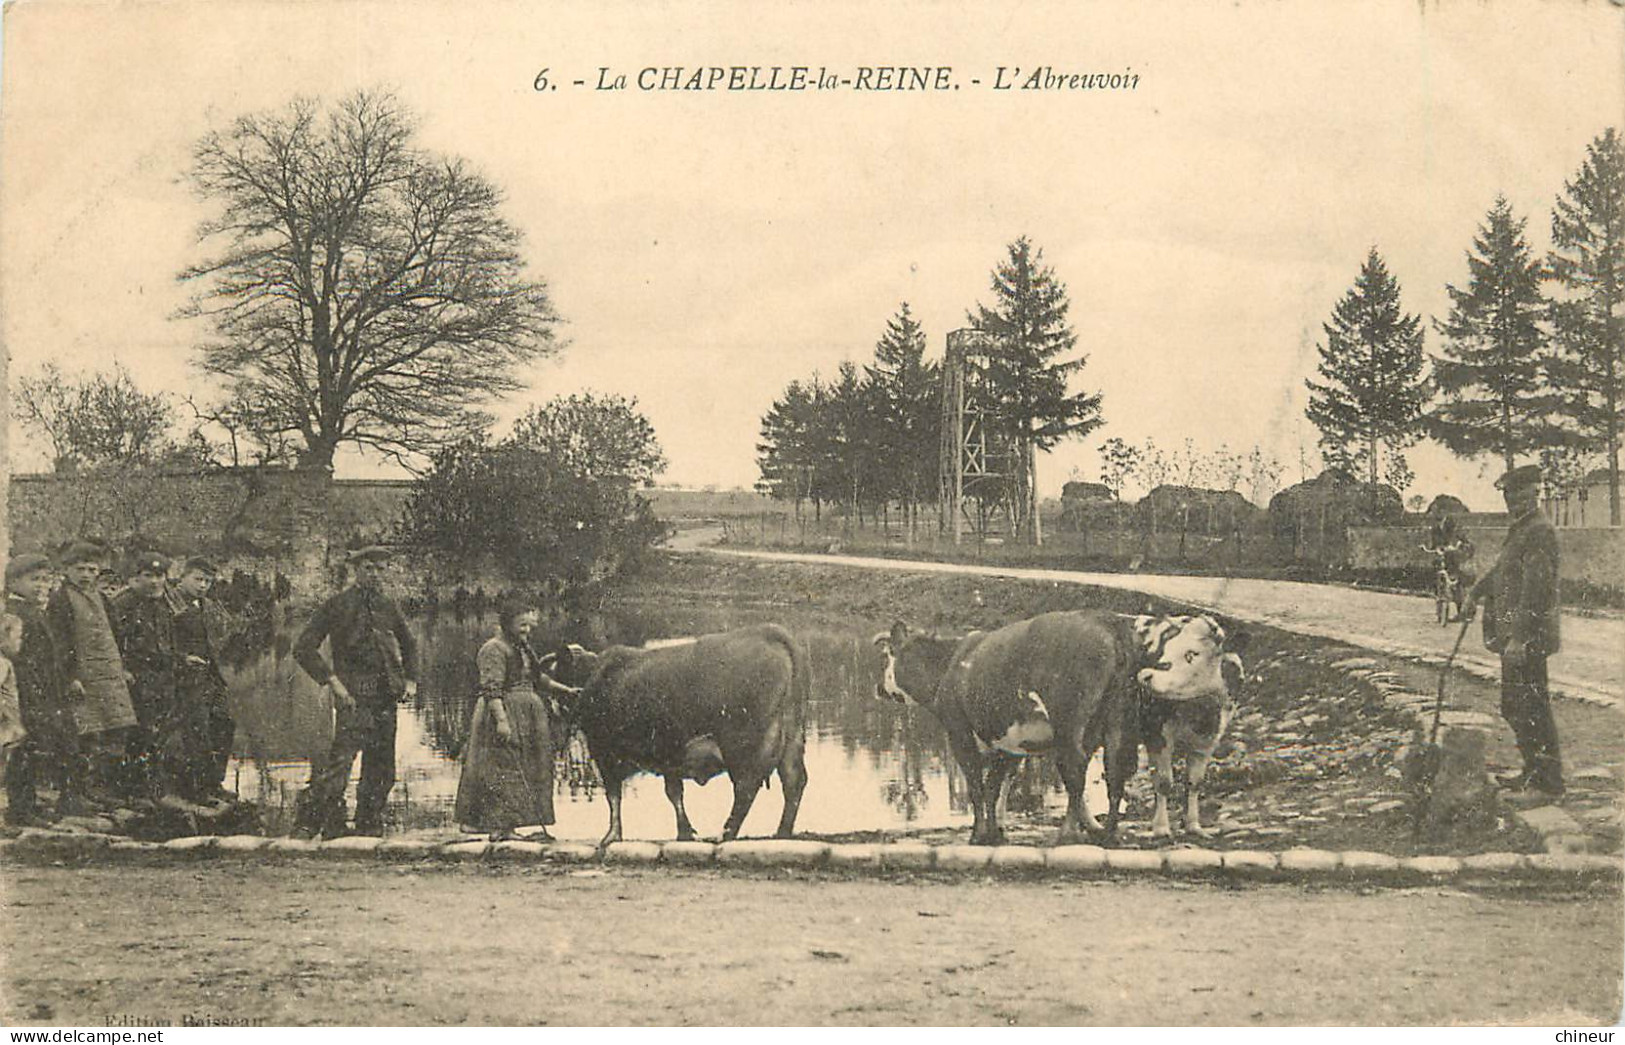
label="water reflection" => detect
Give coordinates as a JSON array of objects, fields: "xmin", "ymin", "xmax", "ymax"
[{"xmin": 223, "ymin": 603, "xmax": 1084, "ymax": 840}]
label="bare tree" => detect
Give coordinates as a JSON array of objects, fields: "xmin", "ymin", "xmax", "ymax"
[
  {"xmin": 1245, "ymin": 445, "xmax": 1284, "ymax": 507},
  {"xmin": 1097, "ymin": 436, "xmax": 1141, "ymax": 501},
  {"xmin": 182, "ymin": 392, "xmax": 298, "ymax": 469},
  {"xmin": 178, "ymin": 89, "xmax": 562, "ymax": 470},
  {"xmin": 14, "ymin": 363, "xmax": 175, "ymax": 473}
]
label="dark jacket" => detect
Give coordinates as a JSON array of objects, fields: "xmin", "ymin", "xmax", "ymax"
[
  {"xmin": 1470, "ymin": 507, "xmax": 1561, "ymax": 656},
  {"xmin": 294, "ymin": 585, "xmax": 418, "ymax": 696},
  {"xmin": 110, "ymin": 589, "xmax": 178, "ymax": 680},
  {"xmin": 6, "ymin": 590, "xmax": 67, "ymax": 736},
  {"xmin": 169, "ymin": 591, "xmax": 230, "ymax": 693}
]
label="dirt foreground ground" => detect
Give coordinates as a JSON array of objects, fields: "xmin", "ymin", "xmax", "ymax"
[{"xmin": 2, "ymin": 858, "xmax": 1619, "ymax": 1026}]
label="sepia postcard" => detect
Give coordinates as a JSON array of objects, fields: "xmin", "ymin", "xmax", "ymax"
[{"xmin": 1, "ymin": 0, "xmax": 1622, "ymax": 1031}]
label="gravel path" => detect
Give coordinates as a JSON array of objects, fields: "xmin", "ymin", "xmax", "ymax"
[{"xmin": 3, "ymin": 860, "xmax": 1618, "ymax": 1026}]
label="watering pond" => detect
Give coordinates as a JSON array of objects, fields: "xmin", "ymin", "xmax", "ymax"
[{"xmin": 222, "ymin": 601, "xmax": 1103, "ymax": 841}]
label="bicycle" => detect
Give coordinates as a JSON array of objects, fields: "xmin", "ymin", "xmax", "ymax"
[{"xmin": 1424, "ymin": 547, "xmax": 1461, "ymax": 626}]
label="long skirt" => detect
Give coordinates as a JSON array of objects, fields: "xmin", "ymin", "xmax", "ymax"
[{"xmin": 454, "ymin": 685, "xmax": 555, "ymax": 831}]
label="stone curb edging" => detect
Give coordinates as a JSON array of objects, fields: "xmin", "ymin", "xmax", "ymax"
[{"xmin": 2, "ymin": 835, "xmax": 1617, "ymax": 885}]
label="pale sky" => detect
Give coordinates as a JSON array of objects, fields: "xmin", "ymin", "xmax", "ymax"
[{"xmin": 2, "ymin": 0, "xmax": 1621, "ymax": 510}]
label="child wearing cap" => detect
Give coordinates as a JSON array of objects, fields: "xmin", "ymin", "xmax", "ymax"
[
  {"xmin": 6, "ymin": 554, "xmax": 89, "ymax": 822},
  {"xmin": 170, "ymin": 556, "xmax": 237, "ymax": 802},
  {"xmin": 111, "ymin": 552, "xmax": 184, "ymax": 802},
  {"xmin": 47, "ymin": 542, "xmax": 138, "ymax": 804}
]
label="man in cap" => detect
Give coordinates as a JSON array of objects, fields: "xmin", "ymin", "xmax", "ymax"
[
  {"xmin": 1461, "ymin": 463, "xmax": 1564, "ymax": 798},
  {"xmin": 169, "ymin": 556, "xmax": 237, "ymax": 802},
  {"xmin": 4, "ymin": 553, "xmax": 84, "ymax": 823},
  {"xmin": 47, "ymin": 541, "xmax": 138, "ymax": 804},
  {"xmin": 293, "ymin": 546, "xmax": 419, "ymax": 838},
  {"xmin": 111, "ymin": 552, "xmax": 183, "ymax": 802}
]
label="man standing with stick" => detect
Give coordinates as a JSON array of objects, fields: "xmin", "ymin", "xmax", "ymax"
[
  {"xmin": 1462, "ymin": 464, "xmax": 1563, "ymax": 799},
  {"xmin": 292, "ymin": 547, "xmax": 419, "ymax": 838}
]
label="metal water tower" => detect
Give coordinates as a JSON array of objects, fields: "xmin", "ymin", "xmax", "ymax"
[{"xmin": 939, "ymin": 328, "xmax": 1013, "ymax": 544}]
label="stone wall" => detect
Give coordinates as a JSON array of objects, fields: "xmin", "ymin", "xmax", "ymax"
[
  {"xmin": 327, "ymin": 478, "xmax": 415, "ymax": 547},
  {"xmin": 8, "ymin": 468, "xmax": 334, "ymax": 595},
  {"xmin": 1348, "ymin": 524, "xmax": 1624, "ymax": 590},
  {"xmin": 6, "ymin": 469, "xmax": 433, "ymax": 602}
]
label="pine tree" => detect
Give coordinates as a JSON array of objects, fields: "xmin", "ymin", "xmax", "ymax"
[
  {"xmin": 969, "ymin": 237, "xmax": 1104, "ymax": 543},
  {"xmin": 865, "ymin": 303, "xmax": 940, "ymax": 539},
  {"xmin": 1306, "ymin": 248, "xmax": 1432, "ymax": 487},
  {"xmin": 756, "ymin": 380, "xmax": 817, "ymax": 518},
  {"xmin": 826, "ymin": 361, "xmax": 881, "ymax": 531},
  {"xmin": 1547, "ymin": 128, "xmax": 1625, "ymax": 525},
  {"xmin": 1429, "ymin": 196, "xmax": 1553, "ymax": 474}
]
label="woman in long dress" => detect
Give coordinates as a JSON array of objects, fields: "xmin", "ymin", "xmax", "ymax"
[{"xmin": 454, "ymin": 601, "xmax": 558, "ymax": 841}]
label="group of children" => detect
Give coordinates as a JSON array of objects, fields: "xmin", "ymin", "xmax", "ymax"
[{"xmin": 0, "ymin": 541, "xmax": 238, "ymax": 827}]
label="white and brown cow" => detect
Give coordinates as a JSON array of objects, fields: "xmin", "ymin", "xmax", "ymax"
[
  {"xmin": 1132, "ymin": 614, "xmax": 1248, "ymax": 838},
  {"xmin": 874, "ymin": 609, "xmax": 1247, "ymax": 845}
]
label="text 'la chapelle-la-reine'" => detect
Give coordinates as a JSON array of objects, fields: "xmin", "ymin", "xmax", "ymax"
[{"xmin": 533, "ymin": 66, "xmax": 1143, "ymax": 93}]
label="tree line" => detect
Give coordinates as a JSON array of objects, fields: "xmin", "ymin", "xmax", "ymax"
[
  {"xmin": 756, "ymin": 127, "xmax": 1625, "ymax": 536},
  {"xmin": 10, "ymin": 88, "xmax": 1620, "ymax": 568},
  {"xmin": 756, "ymin": 238, "xmax": 1103, "ymax": 542},
  {"xmin": 1307, "ymin": 129, "xmax": 1623, "ymax": 524}
]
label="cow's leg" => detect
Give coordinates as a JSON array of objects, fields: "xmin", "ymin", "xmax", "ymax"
[
  {"xmin": 721, "ymin": 771, "xmax": 765, "ymax": 841},
  {"xmin": 1149, "ymin": 742, "xmax": 1174, "ymax": 839},
  {"xmin": 773, "ymin": 741, "xmax": 808, "ymax": 839},
  {"xmin": 1101, "ymin": 712, "xmax": 1138, "ymax": 846},
  {"xmin": 1184, "ymin": 750, "xmax": 1215, "ymax": 838},
  {"xmin": 663, "ymin": 775, "xmax": 697, "ymax": 841},
  {"xmin": 980, "ymin": 754, "xmax": 1016, "ymax": 845},
  {"xmin": 947, "ymin": 735, "xmax": 992, "ymax": 845},
  {"xmin": 1055, "ymin": 721, "xmax": 1099, "ymax": 844},
  {"xmin": 598, "ymin": 762, "xmax": 627, "ymax": 848}
]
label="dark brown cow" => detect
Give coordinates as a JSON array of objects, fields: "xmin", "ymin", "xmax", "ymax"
[
  {"xmin": 550, "ymin": 624, "xmax": 810, "ymax": 847},
  {"xmin": 874, "ymin": 610, "xmax": 1247, "ymax": 845}
]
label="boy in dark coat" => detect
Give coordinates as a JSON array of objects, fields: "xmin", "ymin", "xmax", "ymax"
[
  {"xmin": 170, "ymin": 557, "xmax": 237, "ymax": 802},
  {"xmin": 5, "ymin": 554, "xmax": 85, "ymax": 823},
  {"xmin": 111, "ymin": 552, "xmax": 182, "ymax": 801}
]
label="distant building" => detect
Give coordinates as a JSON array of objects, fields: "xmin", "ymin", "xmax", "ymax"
[{"xmin": 1544, "ymin": 468, "xmax": 1615, "ymax": 529}]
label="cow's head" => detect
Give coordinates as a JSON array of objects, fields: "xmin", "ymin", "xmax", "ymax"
[
  {"xmin": 540, "ymin": 641, "xmax": 600, "ymax": 720},
  {"xmin": 871, "ymin": 620, "xmax": 959, "ymax": 707},
  {"xmin": 1133, "ymin": 614, "xmax": 1249, "ymax": 703}
]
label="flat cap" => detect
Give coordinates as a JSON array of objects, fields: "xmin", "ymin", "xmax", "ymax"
[
  {"xmin": 181, "ymin": 556, "xmax": 220, "ymax": 577},
  {"xmin": 60, "ymin": 541, "xmax": 108, "ymax": 566},
  {"xmin": 346, "ymin": 545, "xmax": 392, "ymax": 564},
  {"xmin": 1494, "ymin": 464, "xmax": 1543, "ymax": 493},
  {"xmin": 5, "ymin": 553, "xmax": 53, "ymax": 584},
  {"xmin": 132, "ymin": 552, "xmax": 170, "ymax": 577}
]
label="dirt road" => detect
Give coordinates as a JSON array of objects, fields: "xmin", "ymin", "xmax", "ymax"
[
  {"xmin": 2, "ymin": 859, "xmax": 1618, "ymax": 1026},
  {"xmin": 698, "ymin": 544, "xmax": 1622, "ymax": 708}
]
